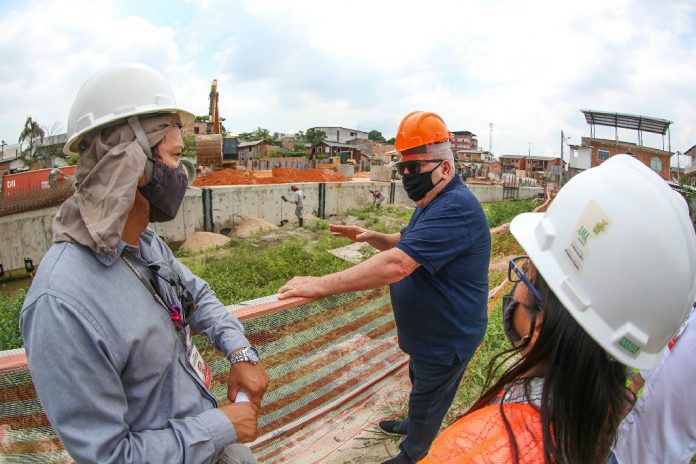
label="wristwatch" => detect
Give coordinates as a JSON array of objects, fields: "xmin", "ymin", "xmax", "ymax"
[{"xmin": 228, "ymin": 346, "xmax": 260, "ymax": 365}]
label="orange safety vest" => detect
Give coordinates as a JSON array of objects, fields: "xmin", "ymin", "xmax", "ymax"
[{"xmin": 419, "ymin": 403, "xmax": 545, "ymax": 464}]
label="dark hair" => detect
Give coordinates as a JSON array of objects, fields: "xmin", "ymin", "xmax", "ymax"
[{"xmin": 468, "ymin": 272, "xmax": 633, "ymax": 464}]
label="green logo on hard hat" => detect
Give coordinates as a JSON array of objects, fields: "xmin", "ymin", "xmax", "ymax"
[
  {"xmin": 593, "ymin": 219, "xmax": 609, "ymax": 236},
  {"xmin": 618, "ymin": 337, "xmax": 640, "ymax": 354}
]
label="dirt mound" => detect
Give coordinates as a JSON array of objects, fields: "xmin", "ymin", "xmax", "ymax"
[
  {"xmin": 234, "ymin": 217, "xmax": 278, "ymax": 238},
  {"xmin": 180, "ymin": 232, "xmax": 230, "ymax": 253},
  {"xmin": 193, "ymin": 168, "xmax": 349, "ymax": 187}
]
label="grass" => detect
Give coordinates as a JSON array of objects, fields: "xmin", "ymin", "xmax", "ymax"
[
  {"xmin": 482, "ymin": 197, "xmax": 542, "ymax": 228},
  {"xmin": 180, "ymin": 236, "xmax": 353, "ymax": 304},
  {"xmin": 0, "ymin": 287, "xmax": 26, "ymax": 351}
]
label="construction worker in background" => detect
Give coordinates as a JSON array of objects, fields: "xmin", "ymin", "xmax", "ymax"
[
  {"xmin": 20, "ymin": 63, "xmax": 268, "ymax": 464},
  {"xmin": 48, "ymin": 161, "xmax": 66, "ymax": 186},
  {"xmin": 611, "ymin": 305, "xmax": 696, "ymax": 464},
  {"xmin": 283, "ymin": 185, "xmax": 305, "ymax": 227},
  {"xmin": 278, "ymin": 111, "xmax": 491, "ymax": 464},
  {"xmin": 370, "ymin": 189, "xmax": 386, "ymax": 207},
  {"xmin": 419, "ymin": 154, "xmax": 696, "ymax": 464}
]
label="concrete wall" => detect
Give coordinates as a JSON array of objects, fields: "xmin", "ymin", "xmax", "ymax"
[{"xmin": 0, "ymin": 181, "xmax": 542, "ymax": 273}]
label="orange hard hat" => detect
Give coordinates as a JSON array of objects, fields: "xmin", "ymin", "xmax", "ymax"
[{"xmin": 395, "ymin": 111, "xmax": 452, "ymax": 152}]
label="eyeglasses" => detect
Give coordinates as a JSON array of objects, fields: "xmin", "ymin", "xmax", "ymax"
[
  {"xmin": 502, "ymin": 283, "xmax": 539, "ymax": 343},
  {"xmin": 394, "ymin": 159, "xmax": 444, "ymax": 175},
  {"xmin": 507, "ymin": 256, "xmax": 541, "ymax": 301},
  {"xmin": 148, "ymin": 261, "xmax": 196, "ymax": 330}
]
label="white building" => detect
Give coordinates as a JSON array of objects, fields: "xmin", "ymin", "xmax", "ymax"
[{"xmin": 310, "ymin": 127, "xmax": 369, "ymax": 144}]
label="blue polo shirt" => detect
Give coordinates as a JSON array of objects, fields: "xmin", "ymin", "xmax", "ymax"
[{"xmin": 390, "ymin": 176, "xmax": 491, "ymax": 364}]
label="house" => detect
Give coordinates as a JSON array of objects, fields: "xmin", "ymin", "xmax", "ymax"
[
  {"xmin": 498, "ymin": 154, "xmax": 563, "ymax": 181},
  {"xmin": 350, "ymin": 140, "xmax": 395, "ymax": 158},
  {"xmin": 455, "ymin": 149, "xmax": 498, "ymax": 178},
  {"xmin": 310, "ymin": 141, "xmax": 365, "ymax": 169},
  {"xmin": 498, "ymin": 154, "xmax": 528, "ymax": 174},
  {"xmin": 182, "ymin": 120, "xmax": 209, "ymax": 136},
  {"xmin": 580, "ymin": 109, "xmax": 673, "ymax": 180},
  {"xmin": 237, "ymin": 140, "xmax": 274, "ymax": 161},
  {"xmin": 451, "ymin": 130, "xmax": 478, "ymax": 152},
  {"xmin": 310, "ymin": 127, "xmax": 369, "ymax": 144},
  {"xmin": 579, "ymin": 137, "xmax": 671, "ymax": 180}
]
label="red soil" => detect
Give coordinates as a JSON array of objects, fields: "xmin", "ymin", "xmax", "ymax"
[{"xmin": 193, "ymin": 168, "xmax": 349, "ymax": 187}]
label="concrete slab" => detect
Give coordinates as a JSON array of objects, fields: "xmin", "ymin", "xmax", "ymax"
[{"xmin": 328, "ymin": 242, "xmax": 374, "ymax": 264}]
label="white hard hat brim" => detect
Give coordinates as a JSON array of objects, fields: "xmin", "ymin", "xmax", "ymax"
[{"xmin": 64, "ymin": 108, "xmax": 194, "ymax": 155}]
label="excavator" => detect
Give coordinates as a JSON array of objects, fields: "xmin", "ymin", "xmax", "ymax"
[{"xmin": 195, "ymin": 79, "xmax": 224, "ymax": 169}]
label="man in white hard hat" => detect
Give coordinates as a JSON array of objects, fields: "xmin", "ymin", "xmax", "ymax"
[{"xmin": 20, "ymin": 64, "xmax": 268, "ymax": 464}]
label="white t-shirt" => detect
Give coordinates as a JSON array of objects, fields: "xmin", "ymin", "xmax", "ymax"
[
  {"xmin": 292, "ymin": 190, "xmax": 304, "ymax": 208},
  {"xmin": 613, "ymin": 307, "xmax": 696, "ymax": 464}
]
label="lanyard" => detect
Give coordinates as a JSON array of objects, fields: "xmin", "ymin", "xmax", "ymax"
[{"xmin": 121, "ymin": 251, "xmax": 186, "ymax": 332}]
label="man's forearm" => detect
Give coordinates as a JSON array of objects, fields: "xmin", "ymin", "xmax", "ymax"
[
  {"xmin": 365, "ymin": 232, "xmax": 401, "ymax": 251},
  {"xmin": 314, "ymin": 247, "xmax": 417, "ymax": 296}
]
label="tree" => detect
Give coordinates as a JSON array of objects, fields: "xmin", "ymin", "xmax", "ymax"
[
  {"xmin": 34, "ymin": 122, "xmax": 65, "ymax": 167},
  {"xmin": 183, "ymin": 133, "xmax": 197, "ymax": 158},
  {"xmin": 386, "ymin": 137, "xmax": 396, "ymax": 145},
  {"xmin": 368, "ymin": 130, "xmax": 386, "ymax": 142},
  {"xmin": 306, "ymin": 128, "xmax": 326, "ymax": 146},
  {"xmin": 18, "ymin": 116, "xmax": 45, "ymax": 167}
]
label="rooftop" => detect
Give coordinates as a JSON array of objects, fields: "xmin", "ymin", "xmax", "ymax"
[{"xmin": 581, "ymin": 109, "xmax": 672, "ymax": 135}]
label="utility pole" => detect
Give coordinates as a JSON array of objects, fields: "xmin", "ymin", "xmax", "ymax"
[
  {"xmin": 0, "ymin": 140, "xmax": 6, "ymax": 158},
  {"xmin": 489, "ymin": 123, "xmax": 493, "ymax": 154},
  {"xmin": 677, "ymin": 151, "xmax": 682, "ymax": 184},
  {"xmin": 560, "ymin": 130, "xmax": 564, "ymax": 186}
]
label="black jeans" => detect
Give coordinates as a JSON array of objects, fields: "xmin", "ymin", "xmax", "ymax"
[{"xmin": 396, "ymin": 356, "xmax": 469, "ymax": 463}]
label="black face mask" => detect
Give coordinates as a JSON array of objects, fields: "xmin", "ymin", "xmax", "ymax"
[
  {"xmin": 139, "ymin": 160, "xmax": 188, "ymax": 223},
  {"xmin": 401, "ymin": 161, "xmax": 444, "ymax": 201},
  {"xmin": 502, "ymin": 282, "xmax": 538, "ymax": 346}
]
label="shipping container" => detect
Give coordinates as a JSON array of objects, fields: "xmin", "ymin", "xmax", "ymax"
[{"xmin": 3, "ymin": 166, "xmax": 76, "ymax": 192}]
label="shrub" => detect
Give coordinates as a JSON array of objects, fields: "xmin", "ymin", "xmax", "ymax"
[{"xmin": 0, "ymin": 287, "xmax": 26, "ymax": 350}]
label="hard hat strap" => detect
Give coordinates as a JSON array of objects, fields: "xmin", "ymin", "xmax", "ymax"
[
  {"xmin": 127, "ymin": 115, "xmax": 154, "ymax": 159},
  {"xmin": 127, "ymin": 115, "xmax": 155, "ymax": 183}
]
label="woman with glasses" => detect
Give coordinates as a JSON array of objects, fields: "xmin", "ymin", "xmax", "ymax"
[{"xmin": 420, "ymin": 154, "xmax": 696, "ymax": 464}]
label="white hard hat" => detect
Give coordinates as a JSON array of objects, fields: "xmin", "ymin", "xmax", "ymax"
[
  {"xmin": 64, "ymin": 63, "xmax": 195, "ymax": 155},
  {"xmin": 510, "ymin": 154, "xmax": 696, "ymax": 369}
]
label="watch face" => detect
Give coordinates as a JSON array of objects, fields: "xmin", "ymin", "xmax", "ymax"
[{"xmin": 246, "ymin": 346, "xmax": 260, "ymax": 363}]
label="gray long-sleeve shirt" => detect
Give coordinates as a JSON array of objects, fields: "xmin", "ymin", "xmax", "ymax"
[{"xmin": 20, "ymin": 228, "xmax": 250, "ymax": 463}]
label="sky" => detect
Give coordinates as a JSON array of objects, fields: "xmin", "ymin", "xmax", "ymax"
[{"xmin": 1, "ymin": 0, "xmax": 696, "ymax": 163}]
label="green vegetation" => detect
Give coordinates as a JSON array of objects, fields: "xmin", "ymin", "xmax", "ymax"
[
  {"xmin": 0, "ymin": 287, "xmax": 26, "ymax": 351},
  {"xmin": 182, "ymin": 132, "xmax": 197, "ymax": 158},
  {"xmin": 482, "ymin": 197, "xmax": 542, "ymax": 228},
  {"xmin": 448, "ymin": 294, "xmax": 510, "ymax": 423},
  {"xmin": 180, "ymin": 236, "xmax": 353, "ymax": 304},
  {"xmin": 0, "ymin": 198, "xmax": 535, "ymax": 350}
]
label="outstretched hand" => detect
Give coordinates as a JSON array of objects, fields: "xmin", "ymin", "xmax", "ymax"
[
  {"xmin": 277, "ymin": 276, "xmax": 324, "ymax": 300},
  {"xmin": 328, "ymin": 224, "xmax": 369, "ymax": 242}
]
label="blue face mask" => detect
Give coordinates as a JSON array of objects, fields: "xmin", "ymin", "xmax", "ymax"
[
  {"xmin": 401, "ymin": 161, "xmax": 444, "ymax": 201},
  {"xmin": 139, "ymin": 160, "xmax": 188, "ymax": 222}
]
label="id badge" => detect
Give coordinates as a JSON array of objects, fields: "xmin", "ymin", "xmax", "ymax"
[{"xmin": 187, "ymin": 342, "xmax": 212, "ymax": 389}]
